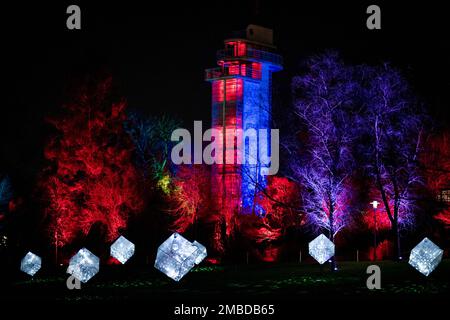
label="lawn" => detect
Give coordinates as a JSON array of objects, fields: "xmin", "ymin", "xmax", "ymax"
[{"xmin": 4, "ymin": 260, "xmax": 450, "ymax": 303}]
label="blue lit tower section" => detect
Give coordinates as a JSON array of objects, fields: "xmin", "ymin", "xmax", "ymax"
[{"xmin": 205, "ymin": 25, "xmax": 282, "ymax": 223}]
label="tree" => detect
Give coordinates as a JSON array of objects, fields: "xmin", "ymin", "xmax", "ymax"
[
  {"xmin": 0, "ymin": 176, "xmax": 12, "ymax": 213},
  {"xmin": 0, "ymin": 175, "xmax": 12, "ymax": 248},
  {"xmin": 124, "ymin": 111, "xmax": 180, "ymax": 194},
  {"xmin": 256, "ymin": 177, "xmax": 300, "ymax": 225},
  {"xmin": 360, "ymin": 64, "xmax": 426, "ymax": 260},
  {"xmin": 241, "ymin": 176, "xmax": 300, "ymax": 240},
  {"xmin": 166, "ymin": 164, "xmax": 210, "ymax": 234},
  {"xmin": 291, "ymin": 52, "xmax": 360, "ymax": 269},
  {"xmin": 421, "ymin": 130, "xmax": 450, "ymax": 227},
  {"xmin": 238, "ymin": 176, "xmax": 301, "ymax": 261},
  {"xmin": 40, "ymin": 77, "xmax": 144, "ymax": 249}
]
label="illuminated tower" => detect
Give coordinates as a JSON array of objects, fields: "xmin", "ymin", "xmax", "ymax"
[{"xmin": 205, "ymin": 25, "xmax": 282, "ymax": 228}]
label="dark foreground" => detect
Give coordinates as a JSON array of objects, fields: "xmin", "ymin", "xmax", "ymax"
[{"xmin": 1, "ymin": 260, "xmax": 449, "ymax": 317}]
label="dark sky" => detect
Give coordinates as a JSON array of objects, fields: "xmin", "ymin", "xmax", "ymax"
[{"xmin": 1, "ymin": 0, "xmax": 450, "ymax": 191}]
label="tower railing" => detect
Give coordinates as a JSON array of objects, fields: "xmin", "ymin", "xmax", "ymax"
[
  {"xmin": 216, "ymin": 48, "xmax": 283, "ymax": 66},
  {"xmin": 205, "ymin": 65, "xmax": 262, "ymax": 81}
]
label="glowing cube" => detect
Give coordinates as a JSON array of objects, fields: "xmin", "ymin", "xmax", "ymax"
[
  {"xmin": 20, "ymin": 252, "xmax": 41, "ymax": 276},
  {"xmin": 309, "ymin": 234, "xmax": 335, "ymax": 264},
  {"xmin": 408, "ymin": 237, "xmax": 443, "ymax": 277},
  {"xmin": 110, "ymin": 235, "xmax": 135, "ymax": 264},
  {"xmin": 67, "ymin": 248, "xmax": 99, "ymax": 283},
  {"xmin": 154, "ymin": 233, "xmax": 207, "ymax": 281}
]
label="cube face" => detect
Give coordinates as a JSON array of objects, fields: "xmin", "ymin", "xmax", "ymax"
[
  {"xmin": 154, "ymin": 233, "xmax": 207, "ymax": 281},
  {"xmin": 20, "ymin": 252, "xmax": 41, "ymax": 276},
  {"xmin": 155, "ymin": 250, "xmax": 194, "ymax": 281},
  {"xmin": 158, "ymin": 233, "xmax": 197, "ymax": 264},
  {"xmin": 110, "ymin": 236, "xmax": 135, "ymax": 264},
  {"xmin": 309, "ymin": 234, "xmax": 335, "ymax": 264},
  {"xmin": 67, "ymin": 248, "xmax": 100, "ymax": 283},
  {"xmin": 408, "ymin": 237, "xmax": 443, "ymax": 277},
  {"xmin": 192, "ymin": 241, "xmax": 207, "ymax": 265}
]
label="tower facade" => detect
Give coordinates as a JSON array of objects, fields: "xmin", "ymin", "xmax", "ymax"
[{"xmin": 205, "ymin": 25, "xmax": 282, "ymax": 230}]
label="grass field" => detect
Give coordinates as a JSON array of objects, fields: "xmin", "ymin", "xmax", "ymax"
[{"xmin": 4, "ymin": 260, "xmax": 450, "ymax": 303}]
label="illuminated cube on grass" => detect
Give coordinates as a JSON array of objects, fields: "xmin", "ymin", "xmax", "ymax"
[
  {"xmin": 67, "ymin": 248, "xmax": 100, "ymax": 283},
  {"xmin": 110, "ymin": 235, "xmax": 135, "ymax": 264},
  {"xmin": 408, "ymin": 237, "xmax": 443, "ymax": 277},
  {"xmin": 20, "ymin": 252, "xmax": 41, "ymax": 276},
  {"xmin": 309, "ymin": 234, "xmax": 335, "ymax": 264},
  {"xmin": 154, "ymin": 233, "xmax": 207, "ymax": 281}
]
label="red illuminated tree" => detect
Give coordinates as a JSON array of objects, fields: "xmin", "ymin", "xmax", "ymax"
[
  {"xmin": 40, "ymin": 77, "xmax": 144, "ymax": 248},
  {"xmin": 239, "ymin": 176, "xmax": 301, "ymax": 261},
  {"xmin": 166, "ymin": 165, "xmax": 210, "ymax": 234},
  {"xmin": 256, "ymin": 176, "xmax": 300, "ymax": 233},
  {"xmin": 423, "ymin": 130, "xmax": 450, "ymax": 226}
]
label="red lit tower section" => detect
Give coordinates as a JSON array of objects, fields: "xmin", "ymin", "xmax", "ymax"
[{"xmin": 205, "ymin": 25, "xmax": 283, "ymax": 235}]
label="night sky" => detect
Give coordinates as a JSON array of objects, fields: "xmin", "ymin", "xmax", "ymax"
[{"xmin": 2, "ymin": 1, "xmax": 449, "ymax": 194}]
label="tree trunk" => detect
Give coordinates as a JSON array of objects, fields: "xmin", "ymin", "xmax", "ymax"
[
  {"xmin": 392, "ymin": 219, "xmax": 402, "ymax": 261},
  {"xmin": 329, "ymin": 200, "xmax": 337, "ymax": 272},
  {"xmin": 330, "ymin": 238, "xmax": 337, "ymax": 271}
]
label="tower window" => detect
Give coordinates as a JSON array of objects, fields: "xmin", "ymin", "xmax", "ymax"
[
  {"xmin": 236, "ymin": 42, "xmax": 247, "ymax": 56},
  {"xmin": 212, "ymin": 79, "xmax": 243, "ymax": 102}
]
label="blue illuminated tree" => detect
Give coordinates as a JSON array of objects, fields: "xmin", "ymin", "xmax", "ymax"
[
  {"xmin": 359, "ymin": 64, "xmax": 426, "ymax": 260},
  {"xmin": 0, "ymin": 176, "xmax": 12, "ymax": 210},
  {"xmin": 125, "ymin": 111, "xmax": 180, "ymax": 192},
  {"xmin": 0, "ymin": 175, "xmax": 12, "ymax": 250},
  {"xmin": 290, "ymin": 52, "xmax": 360, "ymax": 268}
]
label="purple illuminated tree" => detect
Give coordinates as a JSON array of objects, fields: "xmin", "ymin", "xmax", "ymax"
[
  {"xmin": 290, "ymin": 52, "xmax": 360, "ymax": 269},
  {"xmin": 359, "ymin": 64, "xmax": 426, "ymax": 260}
]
